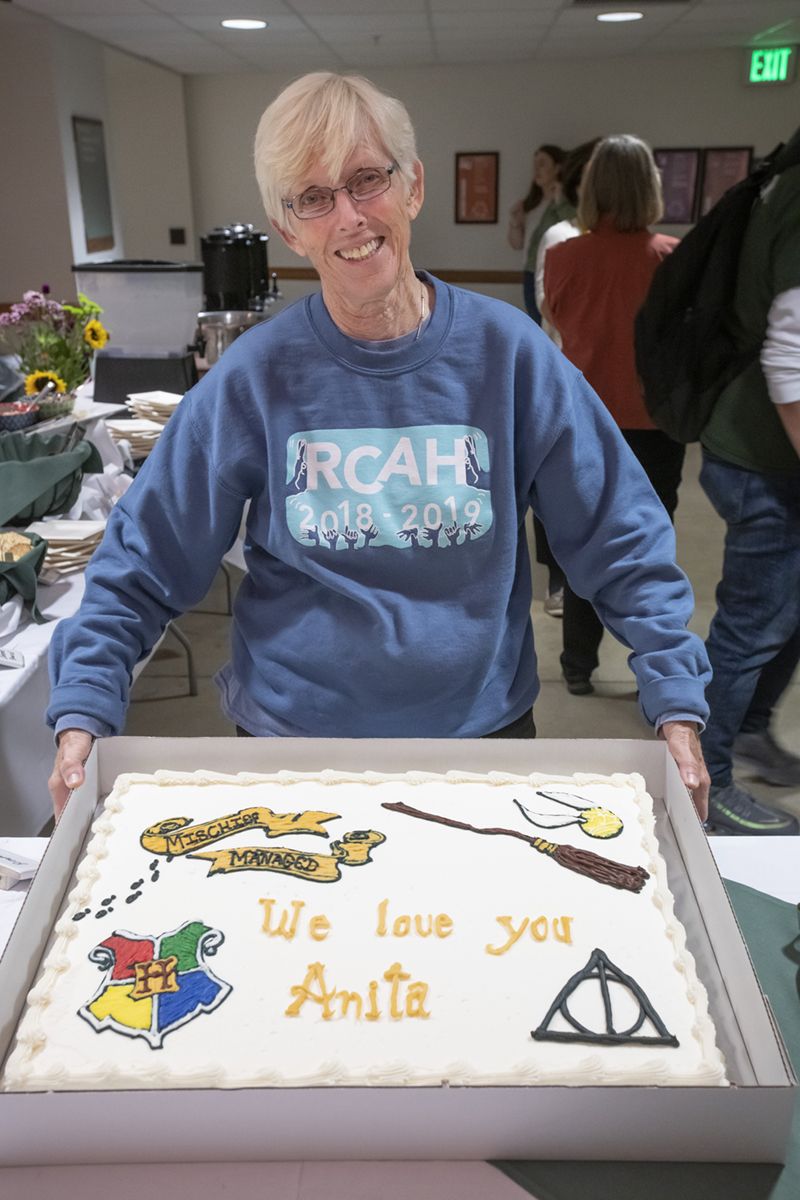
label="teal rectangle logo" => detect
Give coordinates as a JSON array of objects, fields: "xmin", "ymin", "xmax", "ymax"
[{"xmin": 286, "ymin": 424, "xmax": 492, "ymax": 551}]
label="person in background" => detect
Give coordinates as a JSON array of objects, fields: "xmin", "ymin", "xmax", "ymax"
[
  {"xmin": 509, "ymin": 143, "xmax": 572, "ymax": 614},
  {"xmin": 697, "ymin": 125, "xmax": 800, "ymax": 836},
  {"xmin": 508, "ymin": 144, "xmax": 570, "ymax": 326},
  {"xmin": 535, "ymin": 138, "xmax": 601, "ymax": 348},
  {"xmin": 544, "ymin": 135, "xmax": 685, "ymax": 696}
]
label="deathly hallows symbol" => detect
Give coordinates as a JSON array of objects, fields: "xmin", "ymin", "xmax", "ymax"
[
  {"xmin": 78, "ymin": 920, "xmax": 231, "ymax": 1049},
  {"xmin": 532, "ymin": 947, "xmax": 679, "ymax": 1047}
]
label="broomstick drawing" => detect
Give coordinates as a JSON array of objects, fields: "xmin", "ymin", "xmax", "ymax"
[{"xmin": 380, "ymin": 801, "xmax": 649, "ymax": 893}]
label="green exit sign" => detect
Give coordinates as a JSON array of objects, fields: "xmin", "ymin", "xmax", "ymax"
[{"xmin": 746, "ymin": 46, "xmax": 797, "ymax": 85}]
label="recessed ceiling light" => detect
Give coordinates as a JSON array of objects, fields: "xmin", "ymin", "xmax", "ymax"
[
  {"xmin": 221, "ymin": 18, "xmax": 267, "ymax": 30},
  {"xmin": 597, "ymin": 11, "xmax": 644, "ymax": 21}
]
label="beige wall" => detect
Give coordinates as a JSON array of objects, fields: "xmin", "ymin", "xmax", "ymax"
[
  {"xmin": 0, "ymin": 5, "xmax": 76, "ymax": 302},
  {"xmin": 47, "ymin": 20, "xmax": 126, "ymax": 272},
  {"xmin": 103, "ymin": 49, "xmax": 196, "ymax": 263},
  {"xmin": 184, "ymin": 51, "xmax": 799, "ymax": 309},
  {"xmin": 0, "ymin": 6, "xmax": 196, "ymax": 307}
]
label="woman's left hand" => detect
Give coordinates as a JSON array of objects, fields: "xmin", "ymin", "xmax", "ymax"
[{"xmin": 659, "ymin": 720, "xmax": 710, "ymax": 822}]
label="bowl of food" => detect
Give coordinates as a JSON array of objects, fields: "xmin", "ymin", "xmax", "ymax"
[
  {"xmin": 0, "ymin": 402, "xmax": 39, "ymax": 432},
  {"xmin": 35, "ymin": 392, "xmax": 76, "ymax": 422}
]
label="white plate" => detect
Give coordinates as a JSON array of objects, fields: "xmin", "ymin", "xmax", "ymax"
[
  {"xmin": 125, "ymin": 398, "xmax": 183, "ymax": 412},
  {"xmin": 26, "ymin": 520, "xmax": 106, "ymax": 542}
]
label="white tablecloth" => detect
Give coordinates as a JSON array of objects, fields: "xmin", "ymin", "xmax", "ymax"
[
  {"xmin": 0, "ymin": 574, "xmax": 86, "ymax": 836},
  {"xmin": 0, "ymin": 837, "xmax": 47, "ymax": 953},
  {"xmin": 709, "ymin": 835, "xmax": 800, "ymax": 905}
]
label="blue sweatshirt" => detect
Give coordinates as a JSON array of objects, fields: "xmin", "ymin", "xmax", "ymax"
[{"xmin": 48, "ymin": 275, "xmax": 710, "ymax": 737}]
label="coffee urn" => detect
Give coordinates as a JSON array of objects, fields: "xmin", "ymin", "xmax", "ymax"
[
  {"xmin": 197, "ymin": 223, "xmax": 282, "ymax": 364},
  {"xmin": 201, "ymin": 222, "xmax": 272, "ymax": 311}
]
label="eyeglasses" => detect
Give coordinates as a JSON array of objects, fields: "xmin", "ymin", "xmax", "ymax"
[{"xmin": 283, "ymin": 165, "xmax": 395, "ymax": 220}]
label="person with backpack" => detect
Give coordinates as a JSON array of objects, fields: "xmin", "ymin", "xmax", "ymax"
[{"xmin": 694, "ymin": 128, "xmax": 800, "ymax": 836}]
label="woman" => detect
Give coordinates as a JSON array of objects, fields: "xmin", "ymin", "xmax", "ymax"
[
  {"xmin": 535, "ymin": 138, "xmax": 601, "ymax": 347},
  {"xmin": 510, "ymin": 144, "xmax": 576, "ymax": 611},
  {"xmin": 49, "ymin": 77, "xmax": 709, "ymax": 817},
  {"xmin": 508, "ymin": 145, "xmax": 572, "ymax": 325},
  {"xmin": 544, "ymin": 134, "xmax": 686, "ymax": 696}
]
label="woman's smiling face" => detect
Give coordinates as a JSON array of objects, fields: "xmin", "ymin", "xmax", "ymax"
[{"xmin": 274, "ymin": 143, "xmax": 424, "ymax": 315}]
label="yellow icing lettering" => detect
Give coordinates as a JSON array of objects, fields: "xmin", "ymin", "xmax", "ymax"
[
  {"xmin": 366, "ymin": 980, "xmax": 381, "ymax": 1020},
  {"xmin": 434, "ymin": 914, "xmax": 453, "ymax": 939},
  {"xmin": 377, "ymin": 901, "xmax": 451, "ymax": 938},
  {"xmin": 284, "ymin": 962, "xmax": 337, "ymax": 1019},
  {"xmin": 405, "ymin": 981, "xmax": 431, "ymax": 1018},
  {"xmin": 530, "ymin": 916, "xmax": 549, "ymax": 942},
  {"xmin": 259, "ymin": 897, "xmax": 275, "ymax": 932},
  {"xmin": 270, "ymin": 900, "xmax": 305, "ymax": 940},
  {"xmin": 553, "ymin": 916, "xmax": 573, "ymax": 944},
  {"xmin": 336, "ymin": 990, "xmax": 362, "ymax": 1020},
  {"xmin": 383, "ymin": 961, "xmax": 411, "ymax": 1019},
  {"xmin": 309, "ymin": 914, "xmax": 330, "ymax": 942},
  {"xmin": 486, "ymin": 916, "xmax": 529, "ymax": 955},
  {"xmin": 260, "ymin": 897, "xmax": 306, "ymax": 939}
]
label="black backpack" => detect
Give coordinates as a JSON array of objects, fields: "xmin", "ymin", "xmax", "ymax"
[{"xmin": 634, "ymin": 131, "xmax": 800, "ymax": 444}]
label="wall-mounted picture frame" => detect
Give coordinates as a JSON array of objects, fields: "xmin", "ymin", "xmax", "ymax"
[
  {"xmin": 455, "ymin": 152, "xmax": 499, "ymax": 224},
  {"xmin": 72, "ymin": 116, "xmax": 115, "ymax": 254},
  {"xmin": 699, "ymin": 147, "xmax": 753, "ymax": 218},
  {"xmin": 654, "ymin": 148, "xmax": 702, "ymax": 224}
]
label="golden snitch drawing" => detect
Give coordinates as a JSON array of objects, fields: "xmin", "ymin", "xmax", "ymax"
[{"xmin": 514, "ymin": 792, "xmax": 624, "ymax": 840}]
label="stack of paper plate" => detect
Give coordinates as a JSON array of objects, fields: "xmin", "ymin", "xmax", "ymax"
[
  {"xmin": 126, "ymin": 390, "xmax": 183, "ymax": 426},
  {"xmin": 25, "ymin": 519, "xmax": 106, "ymax": 573},
  {"xmin": 105, "ymin": 417, "xmax": 164, "ymax": 458}
]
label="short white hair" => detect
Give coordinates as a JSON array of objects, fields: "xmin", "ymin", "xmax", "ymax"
[{"xmin": 254, "ymin": 72, "xmax": 418, "ymax": 226}]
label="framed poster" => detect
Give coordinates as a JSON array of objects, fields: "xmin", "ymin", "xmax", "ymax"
[
  {"xmin": 455, "ymin": 152, "xmax": 499, "ymax": 224},
  {"xmin": 654, "ymin": 148, "xmax": 701, "ymax": 224},
  {"xmin": 699, "ymin": 147, "xmax": 753, "ymax": 218},
  {"xmin": 72, "ymin": 116, "xmax": 115, "ymax": 254}
]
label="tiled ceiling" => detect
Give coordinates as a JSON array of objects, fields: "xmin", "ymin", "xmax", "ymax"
[{"xmin": 12, "ymin": 0, "xmax": 800, "ymax": 73}]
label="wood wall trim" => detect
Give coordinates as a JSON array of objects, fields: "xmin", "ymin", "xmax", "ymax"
[{"xmin": 271, "ymin": 267, "xmax": 523, "ymax": 285}]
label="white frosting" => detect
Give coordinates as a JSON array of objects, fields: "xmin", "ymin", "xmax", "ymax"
[{"xmin": 3, "ymin": 770, "xmax": 726, "ymax": 1091}]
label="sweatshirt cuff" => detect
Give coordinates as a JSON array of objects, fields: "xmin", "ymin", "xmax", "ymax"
[
  {"xmin": 655, "ymin": 712, "xmax": 706, "ymax": 736},
  {"xmin": 54, "ymin": 713, "xmax": 114, "ymax": 745}
]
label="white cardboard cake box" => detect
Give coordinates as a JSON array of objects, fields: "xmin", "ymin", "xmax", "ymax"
[{"xmin": 0, "ymin": 736, "xmax": 795, "ymax": 1167}]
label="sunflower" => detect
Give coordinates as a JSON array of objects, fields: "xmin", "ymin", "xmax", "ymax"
[
  {"xmin": 84, "ymin": 319, "xmax": 109, "ymax": 350},
  {"xmin": 25, "ymin": 370, "xmax": 66, "ymax": 396}
]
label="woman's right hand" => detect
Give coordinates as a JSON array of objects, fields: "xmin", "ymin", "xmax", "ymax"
[{"xmin": 49, "ymin": 728, "xmax": 94, "ymax": 820}]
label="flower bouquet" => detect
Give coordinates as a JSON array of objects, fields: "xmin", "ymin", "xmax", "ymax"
[{"xmin": 0, "ymin": 288, "xmax": 110, "ymax": 407}]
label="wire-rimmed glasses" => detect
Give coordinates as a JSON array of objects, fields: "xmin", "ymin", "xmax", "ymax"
[{"xmin": 283, "ymin": 165, "xmax": 395, "ymax": 220}]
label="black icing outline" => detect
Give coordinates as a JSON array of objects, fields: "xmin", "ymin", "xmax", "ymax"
[{"xmin": 532, "ymin": 947, "xmax": 679, "ymax": 1047}]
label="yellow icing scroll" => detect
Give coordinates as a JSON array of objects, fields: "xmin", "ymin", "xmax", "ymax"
[
  {"xmin": 140, "ymin": 807, "xmax": 340, "ymax": 856},
  {"xmin": 188, "ymin": 830, "xmax": 386, "ymax": 883}
]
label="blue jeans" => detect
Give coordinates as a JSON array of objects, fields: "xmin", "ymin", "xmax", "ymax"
[{"xmin": 699, "ymin": 452, "xmax": 800, "ymax": 785}]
